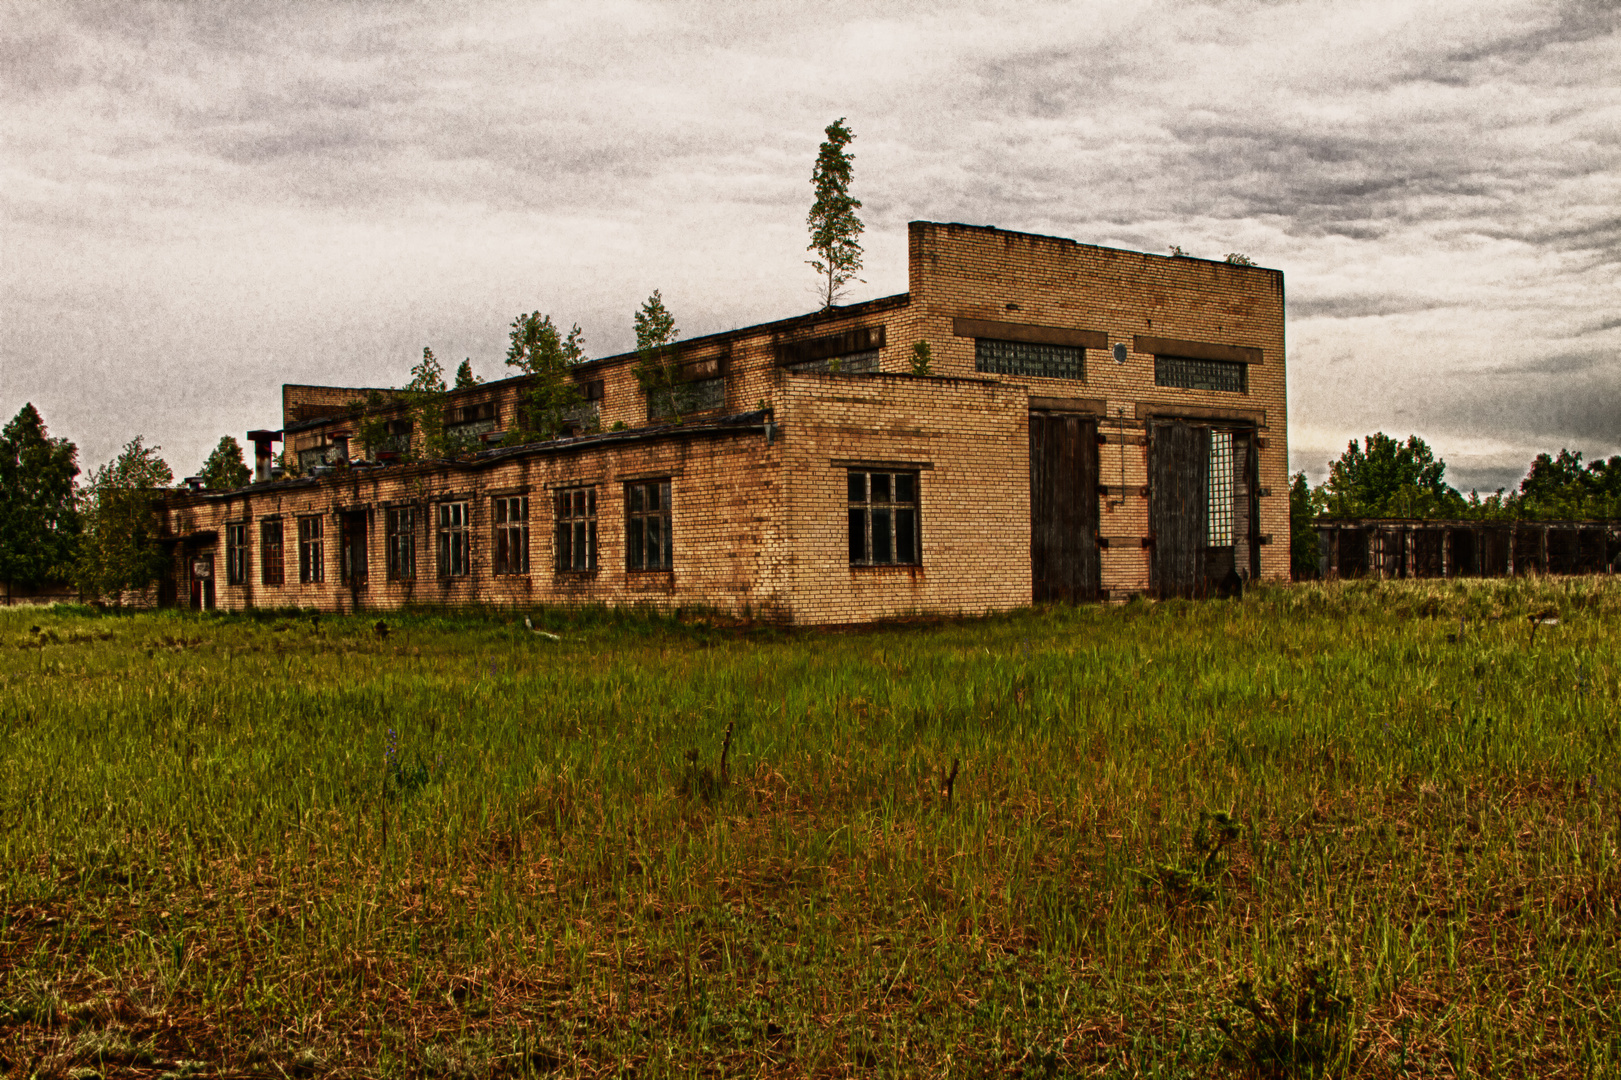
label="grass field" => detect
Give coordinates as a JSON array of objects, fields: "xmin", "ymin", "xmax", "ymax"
[{"xmin": 1, "ymin": 578, "xmax": 1619, "ymax": 1078}]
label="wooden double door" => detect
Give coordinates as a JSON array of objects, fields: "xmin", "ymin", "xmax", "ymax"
[
  {"xmin": 1148, "ymin": 419, "xmax": 1259, "ymax": 598},
  {"xmin": 1029, "ymin": 412, "xmax": 1100, "ymax": 602}
]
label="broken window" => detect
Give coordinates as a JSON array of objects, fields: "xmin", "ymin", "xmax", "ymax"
[
  {"xmin": 787, "ymin": 349, "xmax": 880, "ymax": 374},
  {"xmin": 493, "ymin": 496, "xmax": 529, "ymax": 575},
  {"xmin": 555, "ymin": 488, "xmax": 597, "ymax": 572},
  {"xmin": 386, "ymin": 506, "xmax": 415, "ymax": 581},
  {"xmin": 848, "ymin": 470, "xmax": 920, "ymax": 566},
  {"xmin": 1155, "ymin": 356, "xmax": 1246, "ymax": 393},
  {"xmin": 260, "ymin": 519, "xmax": 284, "ymax": 586},
  {"xmin": 226, "ymin": 523, "xmax": 248, "ymax": 586},
  {"xmin": 437, "ymin": 501, "xmax": 470, "ymax": 578},
  {"xmin": 648, "ymin": 378, "xmax": 725, "ymax": 420},
  {"xmin": 975, "ymin": 339, "xmax": 1084, "ymax": 381},
  {"xmin": 298, "ymin": 516, "xmax": 324, "ymax": 585},
  {"xmin": 1208, "ymin": 431, "xmax": 1234, "ymax": 546},
  {"xmin": 626, "ymin": 480, "xmax": 672, "ymax": 570}
]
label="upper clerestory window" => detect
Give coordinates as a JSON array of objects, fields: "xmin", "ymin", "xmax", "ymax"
[
  {"xmin": 975, "ymin": 339, "xmax": 1084, "ymax": 381},
  {"xmin": 1155, "ymin": 356, "xmax": 1246, "ymax": 394}
]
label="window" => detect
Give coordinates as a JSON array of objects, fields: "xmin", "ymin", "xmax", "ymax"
[
  {"xmin": 1208, "ymin": 431, "xmax": 1234, "ymax": 546},
  {"xmin": 848, "ymin": 470, "xmax": 920, "ymax": 566},
  {"xmin": 260, "ymin": 520, "xmax": 284, "ymax": 586},
  {"xmin": 787, "ymin": 349, "xmax": 880, "ymax": 375},
  {"xmin": 437, "ymin": 501, "xmax": 470, "ymax": 578},
  {"xmin": 493, "ymin": 497, "xmax": 529, "ymax": 575},
  {"xmin": 226, "ymin": 523, "xmax": 248, "ymax": 586},
  {"xmin": 386, "ymin": 506, "xmax": 416, "ymax": 580},
  {"xmin": 1155, "ymin": 355, "xmax": 1246, "ymax": 393},
  {"xmin": 648, "ymin": 378, "xmax": 725, "ymax": 420},
  {"xmin": 555, "ymin": 488, "xmax": 597, "ymax": 572},
  {"xmin": 626, "ymin": 480, "xmax": 672, "ymax": 570},
  {"xmin": 975, "ymin": 339, "xmax": 1084, "ymax": 381},
  {"xmin": 298, "ymin": 516, "xmax": 324, "ymax": 584}
]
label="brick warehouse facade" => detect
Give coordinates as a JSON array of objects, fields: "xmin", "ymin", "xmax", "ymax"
[{"xmin": 155, "ymin": 222, "xmax": 1289, "ymax": 624}]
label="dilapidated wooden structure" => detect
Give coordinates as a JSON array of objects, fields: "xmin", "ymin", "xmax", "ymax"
[{"xmin": 1316, "ymin": 519, "xmax": 1621, "ymax": 579}]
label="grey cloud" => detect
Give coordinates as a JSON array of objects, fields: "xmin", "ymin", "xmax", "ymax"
[{"xmin": 1288, "ymin": 293, "xmax": 1455, "ymax": 319}]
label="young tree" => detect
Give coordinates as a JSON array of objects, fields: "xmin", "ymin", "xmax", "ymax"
[
  {"xmin": 0, "ymin": 403, "xmax": 81, "ymax": 593},
  {"xmin": 454, "ymin": 358, "xmax": 482, "ymax": 390},
  {"xmin": 198, "ymin": 435, "xmax": 251, "ymax": 490},
  {"xmin": 402, "ymin": 347, "xmax": 450, "ymax": 459},
  {"xmin": 633, "ymin": 291, "xmax": 684, "ymax": 422},
  {"xmin": 1289, "ymin": 471, "xmax": 1323, "ymax": 579},
  {"xmin": 74, "ymin": 436, "xmax": 173, "ymax": 604},
  {"xmin": 503, "ymin": 312, "xmax": 585, "ymax": 444},
  {"xmin": 806, "ymin": 118, "xmax": 864, "ymax": 309}
]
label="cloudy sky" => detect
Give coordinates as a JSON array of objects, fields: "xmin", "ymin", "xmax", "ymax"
[{"xmin": 3, "ymin": 0, "xmax": 1617, "ymax": 492}]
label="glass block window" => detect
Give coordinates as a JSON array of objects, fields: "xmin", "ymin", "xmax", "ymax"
[
  {"xmin": 848, "ymin": 470, "xmax": 920, "ymax": 566},
  {"xmin": 493, "ymin": 497, "xmax": 529, "ymax": 575},
  {"xmin": 626, "ymin": 480, "xmax": 673, "ymax": 570},
  {"xmin": 555, "ymin": 488, "xmax": 597, "ymax": 572},
  {"xmin": 1208, "ymin": 431, "xmax": 1234, "ymax": 546},
  {"xmin": 974, "ymin": 339, "xmax": 1084, "ymax": 381},
  {"xmin": 386, "ymin": 506, "xmax": 415, "ymax": 581},
  {"xmin": 260, "ymin": 519, "xmax": 284, "ymax": 586},
  {"xmin": 437, "ymin": 501, "xmax": 470, "ymax": 578},
  {"xmin": 788, "ymin": 349, "xmax": 880, "ymax": 375},
  {"xmin": 649, "ymin": 377, "xmax": 725, "ymax": 420},
  {"xmin": 1155, "ymin": 355, "xmax": 1246, "ymax": 393}
]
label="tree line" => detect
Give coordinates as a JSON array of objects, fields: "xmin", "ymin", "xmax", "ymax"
[{"xmin": 1289, "ymin": 433, "xmax": 1621, "ymax": 578}]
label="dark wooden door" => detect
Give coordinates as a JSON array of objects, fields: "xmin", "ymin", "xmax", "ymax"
[
  {"xmin": 1149, "ymin": 420, "xmax": 1209, "ymax": 598},
  {"xmin": 1029, "ymin": 412, "xmax": 1100, "ymax": 602}
]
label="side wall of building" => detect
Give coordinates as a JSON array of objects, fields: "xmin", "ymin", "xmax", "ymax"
[
  {"xmin": 163, "ymin": 427, "xmax": 788, "ymax": 618},
  {"xmin": 777, "ymin": 371, "xmax": 1032, "ymax": 623}
]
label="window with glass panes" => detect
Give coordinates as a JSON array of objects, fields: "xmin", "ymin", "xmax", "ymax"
[
  {"xmin": 385, "ymin": 506, "xmax": 415, "ymax": 580},
  {"xmin": 226, "ymin": 523, "xmax": 248, "ymax": 585},
  {"xmin": 626, "ymin": 480, "xmax": 672, "ymax": 570},
  {"xmin": 555, "ymin": 488, "xmax": 597, "ymax": 572},
  {"xmin": 493, "ymin": 496, "xmax": 529, "ymax": 575},
  {"xmin": 436, "ymin": 501, "xmax": 469, "ymax": 578},
  {"xmin": 298, "ymin": 516, "xmax": 324, "ymax": 584},
  {"xmin": 848, "ymin": 470, "xmax": 920, "ymax": 565},
  {"xmin": 260, "ymin": 519, "xmax": 284, "ymax": 586}
]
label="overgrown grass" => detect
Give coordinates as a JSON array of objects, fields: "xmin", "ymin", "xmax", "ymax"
[{"xmin": 1, "ymin": 578, "xmax": 1619, "ymax": 1077}]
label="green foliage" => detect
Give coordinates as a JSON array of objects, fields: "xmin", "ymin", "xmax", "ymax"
[
  {"xmin": 1169, "ymin": 244, "xmax": 1189, "ymax": 257},
  {"xmin": 909, "ymin": 340, "xmax": 933, "ymax": 376},
  {"xmin": 453, "ymin": 358, "xmax": 481, "ymax": 391},
  {"xmin": 0, "ymin": 403, "xmax": 80, "ymax": 589},
  {"xmin": 1218, "ymin": 961, "xmax": 1355, "ymax": 1077},
  {"xmin": 72, "ymin": 436, "xmax": 172, "ymax": 604},
  {"xmin": 401, "ymin": 347, "xmax": 450, "ymax": 460},
  {"xmin": 502, "ymin": 312, "xmax": 585, "ymax": 445},
  {"xmin": 1224, "ymin": 252, "xmax": 1254, "ymax": 265},
  {"xmin": 1514, "ymin": 449, "xmax": 1621, "ymax": 519},
  {"xmin": 346, "ymin": 390, "xmax": 396, "ymax": 459},
  {"xmin": 1289, "ymin": 472, "xmax": 1323, "ymax": 579},
  {"xmin": 1308, "ymin": 435, "xmax": 1621, "ymax": 524},
  {"xmin": 633, "ymin": 290, "xmax": 685, "ymax": 422},
  {"xmin": 806, "ymin": 117, "xmax": 864, "ymax": 309},
  {"xmin": 1322, "ymin": 432, "xmax": 1465, "ymax": 518},
  {"xmin": 198, "ymin": 435, "xmax": 251, "ymax": 491}
]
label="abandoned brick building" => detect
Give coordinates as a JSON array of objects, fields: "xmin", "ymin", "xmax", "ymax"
[{"xmin": 156, "ymin": 221, "xmax": 1290, "ymax": 623}]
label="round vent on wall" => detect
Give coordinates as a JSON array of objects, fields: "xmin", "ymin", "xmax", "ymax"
[{"xmin": 1113, "ymin": 343, "xmax": 1128, "ymax": 364}]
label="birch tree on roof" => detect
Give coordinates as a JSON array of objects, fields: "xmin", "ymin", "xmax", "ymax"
[{"xmin": 806, "ymin": 118, "xmax": 864, "ymax": 310}]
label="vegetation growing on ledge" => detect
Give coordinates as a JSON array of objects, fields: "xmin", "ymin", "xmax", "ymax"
[{"xmin": 2, "ymin": 579, "xmax": 1619, "ymax": 1076}]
